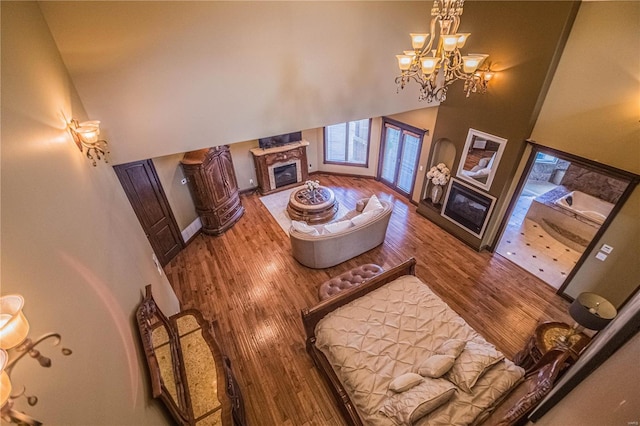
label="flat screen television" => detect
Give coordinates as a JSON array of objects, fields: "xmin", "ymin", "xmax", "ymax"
[{"xmin": 258, "ymin": 131, "xmax": 302, "ymax": 149}]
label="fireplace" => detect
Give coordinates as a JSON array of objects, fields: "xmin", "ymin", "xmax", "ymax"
[
  {"xmin": 441, "ymin": 179, "xmax": 496, "ymax": 238},
  {"xmin": 250, "ymin": 141, "xmax": 309, "ymax": 195},
  {"xmin": 274, "ymin": 163, "xmax": 298, "ymax": 188}
]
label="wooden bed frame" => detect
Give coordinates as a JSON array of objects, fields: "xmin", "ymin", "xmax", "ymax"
[
  {"xmin": 301, "ymin": 258, "xmax": 417, "ymax": 425},
  {"xmin": 300, "ymin": 258, "xmax": 573, "ymax": 426}
]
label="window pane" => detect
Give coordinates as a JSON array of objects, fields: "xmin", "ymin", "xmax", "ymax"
[
  {"xmin": 381, "ymin": 127, "xmax": 400, "ymax": 182},
  {"xmin": 397, "ymin": 133, "xmax": 420, "ymax": 193},
  {"xmin": 326, "ymin": 123, "xmax": 347, "ymax": 162},
  {"xmin": 324, "ymin": 119, "xmax": 370, "ymax": 166},
  {"xmin": 347, "ymin": 119, "xmax": 369, "ymax": 164}
]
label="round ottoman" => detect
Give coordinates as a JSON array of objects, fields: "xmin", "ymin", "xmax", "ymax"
[{"xmin": 318, "ymin": 264, "xmax": 384, "ymax": 301}]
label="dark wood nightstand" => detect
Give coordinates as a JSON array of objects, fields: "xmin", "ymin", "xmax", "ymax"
[{"xmin": 514, "ymin": 321, "xmax": 591, "ymax": 374}]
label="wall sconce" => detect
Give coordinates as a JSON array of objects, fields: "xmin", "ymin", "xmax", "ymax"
[
  {"xmin": 68, "ymin": 119, "xmax": 110, "ymax": 166},
  {"xmin": 0, "ymin": 294, "xmax": 72, "ymax": 426}
]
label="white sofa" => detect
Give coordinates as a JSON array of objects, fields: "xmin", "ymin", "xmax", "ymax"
[{"xmin": 289, "ymin": 196, "xmax": 393, "ymax": 269}]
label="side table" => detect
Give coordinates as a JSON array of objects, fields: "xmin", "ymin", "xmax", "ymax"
[{"xmin": 513, "ymin": 321, "xmax": 590, "ymax": 374}]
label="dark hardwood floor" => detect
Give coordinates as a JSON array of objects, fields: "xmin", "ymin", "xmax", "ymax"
[{"xmin": 164, "ymin": 174, "xmax": 572, "ymax": 426}]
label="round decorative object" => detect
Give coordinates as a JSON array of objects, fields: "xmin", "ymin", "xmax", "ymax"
[{"xmin": 431, "ymin": 185, "xmax": 444, "ymax": 204}]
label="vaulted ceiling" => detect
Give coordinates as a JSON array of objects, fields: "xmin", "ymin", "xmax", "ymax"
[{"xmin": 40, "ymin": 1, "xmax": 434, "ymax": 164}]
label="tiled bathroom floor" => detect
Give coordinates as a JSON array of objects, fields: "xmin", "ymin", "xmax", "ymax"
[{"xmin": 496, "ymin": 184, "xmax": 583, "ymax": 289}]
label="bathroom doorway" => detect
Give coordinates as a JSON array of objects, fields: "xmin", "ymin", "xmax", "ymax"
[{"xmin": 496, "ymin": 145, "xmax": 634, "ymax": 291}]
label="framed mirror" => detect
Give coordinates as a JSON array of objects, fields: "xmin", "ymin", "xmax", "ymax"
[{"xmin": 457, "ymin": 129, "xmax": 507, "ymax": 190}]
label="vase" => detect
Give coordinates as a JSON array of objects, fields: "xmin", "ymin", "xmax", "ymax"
[{"xmin": 430, "ymin": 185, "xmax": 443, "ymax": 205}]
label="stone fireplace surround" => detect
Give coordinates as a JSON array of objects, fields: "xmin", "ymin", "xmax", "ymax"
[{"xmin": 250, "ymin": 141, "xmax": 309, "ymax": 195}]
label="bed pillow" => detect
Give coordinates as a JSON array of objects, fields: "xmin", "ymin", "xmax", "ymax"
[
  {"xmin": 389, "ymin": 373, "xmax": 423, "ymax": 393},
  {"xmin": 417, "ymin": 354, "xmax": 456, "ymax": 378},
  {"xmin": 436, "ymin": 339, "xmax": 467, "ymax": 358},
  {"xmin": 362, "ymin": 194, "xmax": 384, "ymax": 214},
  {"xmin": 291, "ymin": 220, "xmax": 319, "ymax": 236},
  {"xmin": 446, "ymin": 341, "xmax": 505, "ymax": 393},
  {"xmin": 380, "ymin": 379, "xmax": 456, "ymax": 425},
  {"xmin": 323, "ymin": 220, "xmax": 352, "ymax": 234}
]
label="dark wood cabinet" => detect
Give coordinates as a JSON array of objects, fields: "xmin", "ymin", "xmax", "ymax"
[{"xmin": 181, "ymin": 146, "xmax": 244, "ymax": 235}]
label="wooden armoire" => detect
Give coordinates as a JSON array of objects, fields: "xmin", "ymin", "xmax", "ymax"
[{"xmin": 181, "ymin": 146, "xmax": 244, "ymax": 235}]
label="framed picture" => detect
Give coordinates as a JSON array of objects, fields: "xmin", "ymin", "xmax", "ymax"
[{"xmin": 456, "ymin": 129, "xmax": 507, "ymax": 190}]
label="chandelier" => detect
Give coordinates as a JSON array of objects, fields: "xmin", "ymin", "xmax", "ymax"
[{"xmin": 395, "ymin": 0, "xmax": 494, "ymax": 103}]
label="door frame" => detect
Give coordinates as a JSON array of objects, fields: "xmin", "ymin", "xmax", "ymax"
[
  {"xmin": 114, "ymin": 159, "xmax": 185, "ymax": 266},
  {"xmin": 493, "ymin": 141, "xmax": 639, "ymax": 298},
  {"xmin": 377, "ymin": 117, "xmax": 425, "ymax": 198}
]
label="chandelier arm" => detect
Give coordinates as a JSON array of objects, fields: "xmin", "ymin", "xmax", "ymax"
[
  {"xmin": 451, "ymin": 14, "xmax": 460, "ymax": 34},
  {"xmin": 425, "ymin": 15, "xmax": 438, "ymax": 54},
  {"xmin": 5, "ymin": 333, "xmax": 65, "ymax": 372}
]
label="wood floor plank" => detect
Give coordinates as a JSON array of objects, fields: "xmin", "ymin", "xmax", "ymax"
[{"xmin": 164, "ymin": 174, "xmax": 572, "ymax": 425}]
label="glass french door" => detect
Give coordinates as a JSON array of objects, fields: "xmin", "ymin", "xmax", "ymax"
[{"xmin": 378, "ymin": 118, "xmax": 423, "ymax": 197}]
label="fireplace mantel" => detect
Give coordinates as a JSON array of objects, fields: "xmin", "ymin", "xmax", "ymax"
[{"xmin": 251, "ymin": 141, "xmax": 309, "ymax": 195}]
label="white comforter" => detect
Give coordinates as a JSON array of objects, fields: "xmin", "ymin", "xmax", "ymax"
[{"xmin": 315, "ymin": 275, "xmax": 524, "ymax": 425}]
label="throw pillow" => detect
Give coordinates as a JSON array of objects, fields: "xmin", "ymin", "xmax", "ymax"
[
  {"xmin": 417, "ymin": 354, "xmax": 456, "ymax": 378},
  {"xmin": 323, "ymin": 220, "xmax": 352, "ymax": 234},
  {"xmin": 389, "ymin": 373, "xmax": 423, "ymax": 393},
  {"xmin": 350, "ymin": 210, "xmax": 379, "ymax": 227},
  {"xmin": 380, "ymin": 379, "xmax": 456, "ymax": 425},
  {"xmin": 291, "ymin": 220, "xmax": 319, "ymax": 236},
  {"xmin": 446, "ymin": 340, "xmax": 505, "ymax": 393},
  {"xmin": 362, "ymin": 194, "xmax": 384, "ymax": 214},
  {"xmin": 437, "ymin": 339, "xmax": 467, "ymax": 358}
]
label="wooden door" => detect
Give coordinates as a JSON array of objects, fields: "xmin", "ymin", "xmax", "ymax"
[{"xmin": 114, "ymin": 160, "xmax": 184, "ymax": 266}]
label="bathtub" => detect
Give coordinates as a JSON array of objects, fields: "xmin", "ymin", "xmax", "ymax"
[
  {"xmin": 554, "ymin": 191, "xmax": 614, "ymax": 225},
  {"xmin": 525, "ymin": 189, "xmax": 613, "ymax": 251}
]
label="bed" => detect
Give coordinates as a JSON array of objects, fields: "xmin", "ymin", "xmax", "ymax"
[{"xmin": 301, "ymin": 258, "xmax": 526, "ymax": 425}]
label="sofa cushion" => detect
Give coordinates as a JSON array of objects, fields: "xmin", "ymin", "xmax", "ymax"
[
  {"xmin": 350, "ymin": 210, "xmax": 380, "ymax": 227},
  {"xmin": 363, "ymin": 194, "xmax": 384, "ymax": 214},
  {"xmin": 324, "ymin": 220, "xmax": 352, "ymax": 234},
  {"xmin": 291, "ymin": 220, "xmax": 320, "ymax": 236}
]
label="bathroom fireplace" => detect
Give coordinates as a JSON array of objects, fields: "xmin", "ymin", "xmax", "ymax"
[{"xmin": 442, "ymin": 179, "xmax": 496, "ymax": 238}]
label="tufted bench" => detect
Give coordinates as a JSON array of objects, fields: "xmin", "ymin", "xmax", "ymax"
[{"xmin": 318, "ymin": 264, "xmax": 384, "ymax": 301}]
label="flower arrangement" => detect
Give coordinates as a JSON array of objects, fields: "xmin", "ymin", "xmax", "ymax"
[
  {"xmin": 426, "ymin": 163, "xmax": 451, "ymax": 186},
  {"xmin": 305, "ymin": 179, "xmax": 320, "ymax": 192}
]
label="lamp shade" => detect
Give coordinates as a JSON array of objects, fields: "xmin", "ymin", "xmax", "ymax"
[
  {"xmin": 0, "ymin": 349, "xmax": 10, "ymax": 407},
  {"xmin": 0, "ymin": 295, "xmax": 30, "ymax": 350},
  {"xmin": 396, "ymin": 55, "xmax": 413, "ymax": 71},
  {"xmin": 410, "ymin": 33, "xmax": 428, "ymax": 50},
  {"xmin": 456, "ymin": 33, "xmax": 470, "ymax": 48},
  {"xmin": 421, "ymin": 56, "xmax": 441, "ymax": 75},
  {"xmin": 441, "ymin": 35, "xmax": 459, "ymax": 52},
  {"xmin": 77, "ymin": 120, "xmax": 101, "ymax": 144},
  {"xmin": 462, "ymin": 56, "xmax": 483, "ymax": 73},
  {"xmin": 569, "ymin": 292, "xmax": 617, "ymax": 331}
]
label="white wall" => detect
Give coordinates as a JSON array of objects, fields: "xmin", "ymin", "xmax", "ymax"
[
  {"xmin": 1, "ymin": 2, "xmax": 178, "ymax": 424},
  {"xmin": 39, "ymin": 1, "xmax": 431, "ymax": 165},
  {"xmin": 153, "ymin": 153, "xmax": 198, "ymax": 231}
]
